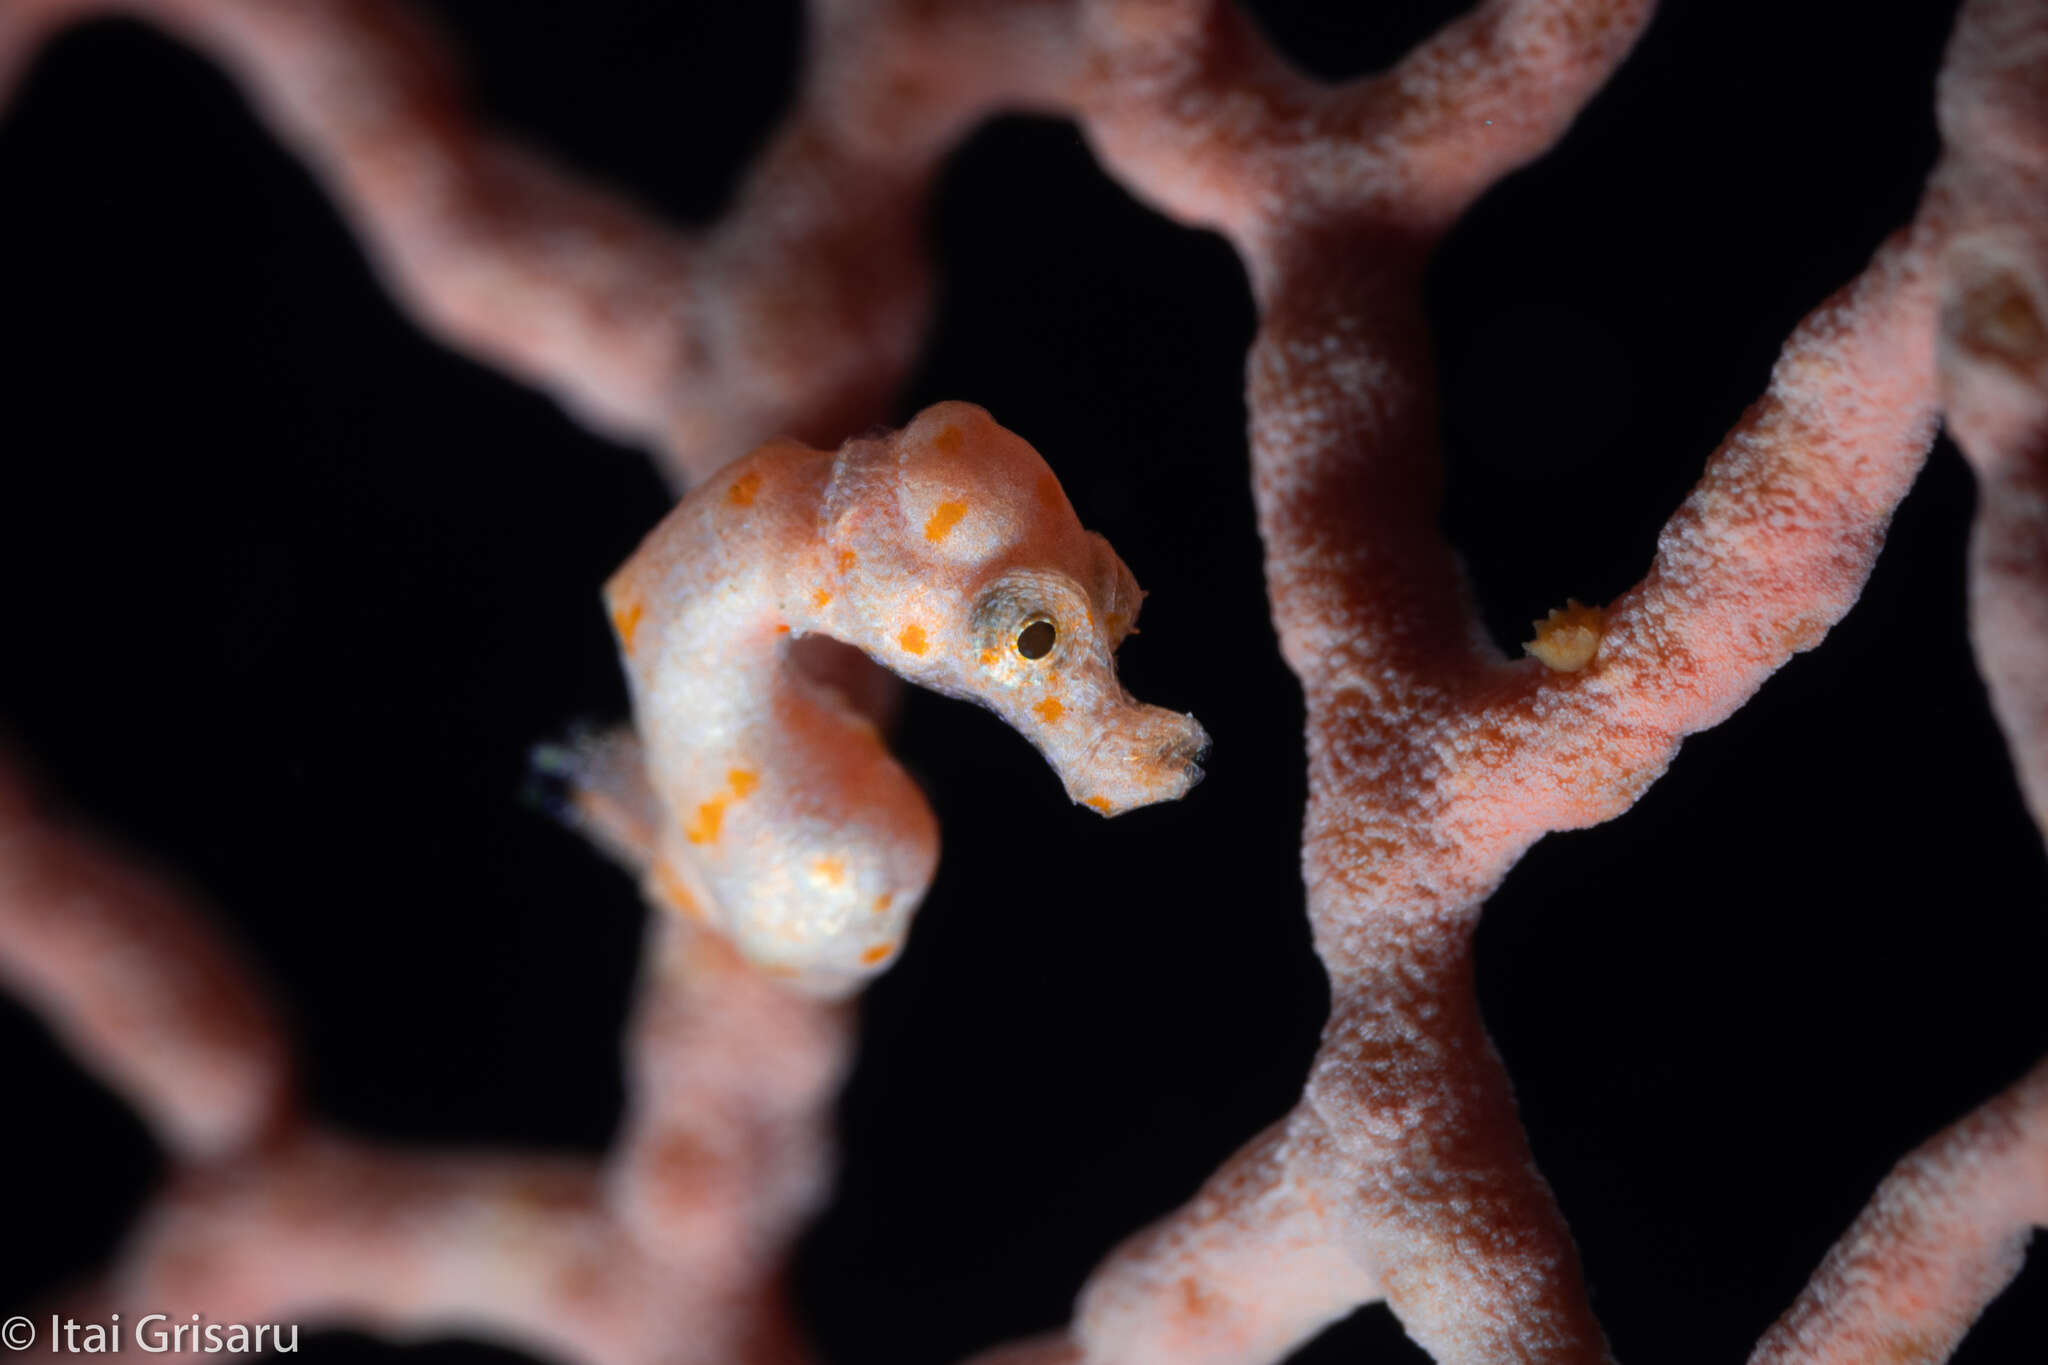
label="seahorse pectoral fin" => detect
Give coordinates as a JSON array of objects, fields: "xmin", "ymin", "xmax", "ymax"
[{"xmin": 530, "ymin": 725, "xmax": 662, "ymax": 873}]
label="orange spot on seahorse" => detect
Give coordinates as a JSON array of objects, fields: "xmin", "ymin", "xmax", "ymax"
[
  {"xmin": 611, "ymin": 601, "xmax": 645, "ymax": 652},
  {"xmin": 727, "ymin": 471, "xmax": 762, "ymax": 506},
  {"xmin": 861, "ymin": 943, "xmax": 894, "ymax": 966},
  {"xmin": 812, "ymin": 858, "xmax": 846, "ymax": 886},
  {"xmin": 934, "ymin": 425, "xmax": 963, "ymax": 454},
  {"xmin": 728, "ymin": 769, "xmax": 759, "ymax": 797},
  {"xmin": 1036, "ymin": 473, "xmax": 1063, "ymax": 510},
  {"xmin": 874, "ymin": 891, "xmax": 894, "ymax": 915},
  {"xmin": 1034, "ymin": 697, "xmax": 1065, "ymax": 724},
  {"xmin": 899, "ymin": 623, "xmax": 928, "ymax": 655},
  {"xmin": 836, "ymin": 548, "xmax": 857, "ymax": 574},
  {"xmin": 813, "ymin": 588, "xmax": 832, "ymax": 609},
  {"xmin": 979, "ymin": 648, "xmax": 1000, "ymax": 667},
  {"xmin": 1085, "ymin": 796, "xmax": 1113, "ymax": 813},
  {"xmin": 685, "ymin": 795, "xmax": 728, "ymax": 845},
  {"xmin": 925, "ymin": 501, "xmax": 967, "ymax": 542}
]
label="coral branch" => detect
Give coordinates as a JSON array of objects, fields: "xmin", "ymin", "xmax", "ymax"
[
  {"xmin": 972, "ymin": 4, "xmax": 1668, "ymax": 1361},
  {"xmin": 608, "ymin": 919, "xmax": 850, "ymax": 1271},
  {"xmin": 1599, "ymin": 232, "xmax": 1940, "ymax": 737},
  {"xmin": 1351, "ymin": 0, "xmax": 1656, "ymax": 224},
  {"xmin": 982, "ymin": 3, "xmax": 1963, "ymax": 1362},
  {"xmin": 68, "ymin": 1127, "xmax": 818, "ymax": 1365},
  {"xmin": 81, "ymin": 1139, "xmax": 666, "ymax": 1365},
  {"xmin": 7, "ymin": 1, "xmax": 2046, "ymax": 1363},
  {"xmin": 1505, "ymin": 229, "xmax": 1942, "ymax": 834},
  {"xmin": 0, "ymin": 0, "xmax": 1067, "ymax": 487},
  {"xmin": 0, "ymin": 747, "xmax": 291, "ymax": 1160},
  {"xmin": 971, "ymin": 1113, "xmax": 1377, "ymax": 1365},
  {"xmin": 18, "ymin": 0, "xmax": 706, "ymax": 461},
  {"xmin": 1749, "ymin": 1052, "xmax": 2048, "ymax": 1365},
  {"xmin": 0, "ymin": 750, "xmax": 837, "ymax": 1365},
  {"xmin": 1740, "ymin": 10, "xmax": 2048, "ymax": 1351},
  {"xmin": 1931, "ymin": 0, "xmax": 2048, "ymax": 832},
  {"xmin": 1068, "ymin": 1115, "xmax": 1376, "ymax": 1365}
]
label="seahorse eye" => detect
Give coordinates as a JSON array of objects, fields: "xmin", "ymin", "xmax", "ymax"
[{"xmin": 1016, "ymin": 619, "xmax": 1057, "ymax": 660}]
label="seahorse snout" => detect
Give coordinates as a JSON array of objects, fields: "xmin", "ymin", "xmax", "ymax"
[{"xmin": 1045, "ymin": 699, "xmax": 1210, "ymax": 816}]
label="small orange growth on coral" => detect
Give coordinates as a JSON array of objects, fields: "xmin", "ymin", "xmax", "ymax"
[
  {"xmin": 1034, "ymin": 697, "xmax": 1065, "ymax": 724},
  {"xmin": 860, "ymin": 943, "xmax": 893, "ymax": 965},
  {"xmin": 727, "ymin": 471, "xmax": 763, "ymax": 506},
  {"xmin": 925, "ymin": 500, "xmax": 967, "ymax": 542},
  {"xmin": 898, "ymin": 623, "xmax": 928, "ymax": 655},
  {"xmin": 1524, "ymin": 599, "xmax": 1607, "ymax": 672},
  {"xmin": 1085, "ymin": 796, "xmax": 1113, "ymax": 813}
]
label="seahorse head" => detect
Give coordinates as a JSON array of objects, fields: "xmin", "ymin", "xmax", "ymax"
[{"xmin": 820, "ymin": 401, "xmax": 1208, "ymax": 814}]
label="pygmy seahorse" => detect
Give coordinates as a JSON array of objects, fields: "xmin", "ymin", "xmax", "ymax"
[{"xmin": 573, "ymin": 401, "xmax": 1208, "ymax": 996}]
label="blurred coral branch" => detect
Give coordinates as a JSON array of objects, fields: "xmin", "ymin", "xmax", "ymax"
[{"xmin": 2, "ymin": 742, "xmax": 845, "ymax": 1365}]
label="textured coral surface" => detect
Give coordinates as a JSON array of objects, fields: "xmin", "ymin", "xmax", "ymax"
[{"xmin": 2, "ymin": 2, "xmax": 2046, "ymax": 1364}]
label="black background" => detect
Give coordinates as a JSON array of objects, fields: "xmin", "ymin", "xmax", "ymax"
[{"xmin": 3, "ymin": 2, "xmax": 2046, "ymax": 1363}]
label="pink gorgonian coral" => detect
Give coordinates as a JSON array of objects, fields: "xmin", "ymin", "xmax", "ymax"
[{"xmin": 1, "ymin": 2, "xmax": 2044, "ymax": 1364}]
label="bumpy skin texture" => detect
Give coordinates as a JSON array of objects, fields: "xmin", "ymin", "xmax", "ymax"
[
  {"xmin": 6, "ymin": 2, "xmax": 2048, "ymax": 1364},
  {"xmin": 597, "ymin": 402, "xmax": 1207, "ymax": 993},
  {"xmin": 1748, "ymin": 1053, "xmax": 2048, "ymax": 1365}
]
